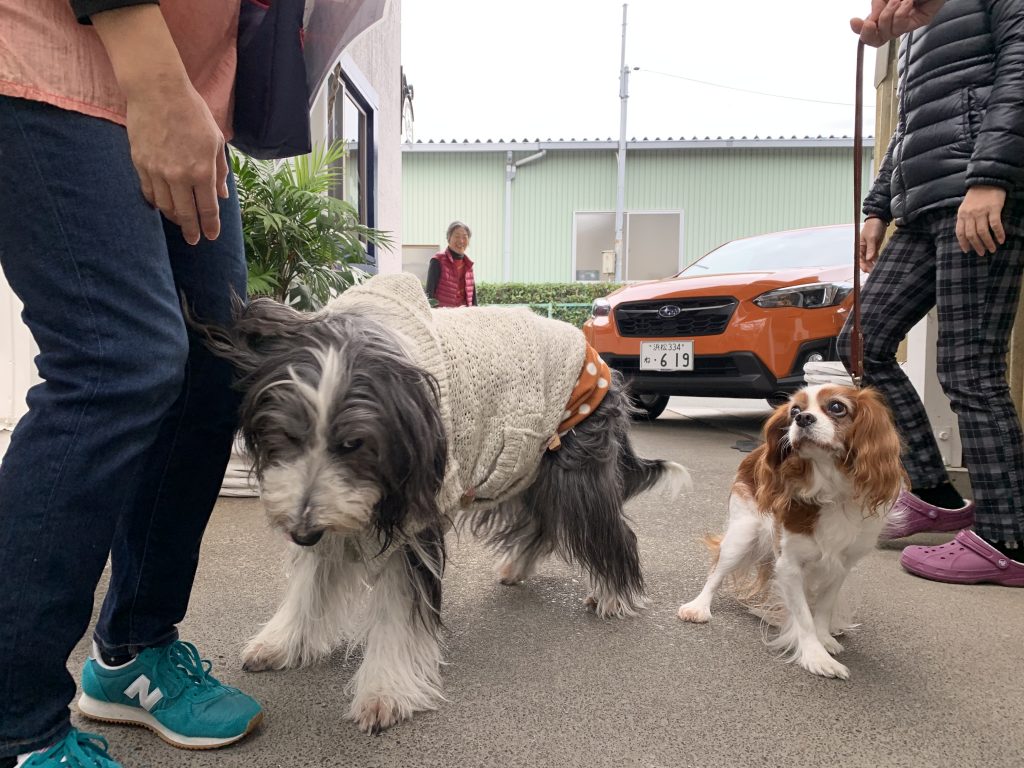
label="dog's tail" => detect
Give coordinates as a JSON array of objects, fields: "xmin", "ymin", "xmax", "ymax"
[
  {"xmin": 614, "ymin": 380, "xmax": 691, "ymax": 500},
  {"xmin": 704, "ymin": 532, "xmax": 724, "ymax": 566},
  {"xmin": 620, "ymin": 451, "xmax": 692, "ymax": 501},
  {"xmin": 702, "ymin": 531, "xmax": 779, "ymax": 620}
]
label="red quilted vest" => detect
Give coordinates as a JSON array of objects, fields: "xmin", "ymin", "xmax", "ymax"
[{"xmin": 432, "ymin": 249, "xmax": 476, "ymax": 307}]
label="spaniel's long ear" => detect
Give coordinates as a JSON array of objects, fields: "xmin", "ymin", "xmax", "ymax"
[
  {"xmin": 761, "ymin": 401, "xmax": 794, "ymax": 471},
  {"xmin": 753, "ymin": 400, "xmax": 797, "ymax": 515},
  {"xmin": 847, "ymin": 387, "xmax": 906, "ymax": 512}
]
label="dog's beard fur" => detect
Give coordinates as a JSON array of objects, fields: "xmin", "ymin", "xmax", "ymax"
[{"xmin": 193, "ymin": 297, "xmax": 687, "ymax": 732}]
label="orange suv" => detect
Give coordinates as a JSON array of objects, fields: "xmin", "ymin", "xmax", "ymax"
[{"xmin": 583, "ymin": 225, "xmax": 855, "ymax": 419}]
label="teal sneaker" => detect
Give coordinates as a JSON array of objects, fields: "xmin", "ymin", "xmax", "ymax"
[
  {"xmin": 19, "ymin": 729, "xmax": 121, "ymax": 767},
  {"xmin": 77, "ymin": 640, "xmax": 263, "ymax": 749}
]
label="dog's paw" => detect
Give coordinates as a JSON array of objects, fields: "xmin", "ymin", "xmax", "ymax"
[
  {"xmin": 818, "ymin": 633, "xmax": 844, "ymax": 655},
  {"xmin": 240, "ymin": 640, "xmax": 289, "ymax": 673},
  {"xmin": 496, "ymin": 561, "xmax": 526, "ymax": 586},
  {"xmin": 798, "ymin": 647, "xmax": 850, "ymax": 680},
  {"xmin": 584, "ymin": 592, "xmax": 647, "ymax": 619},
  {"xmin": 677, "ymin": 601, "xmax": 712, "ymax": 623},
  {"xmin": 495, "ymin": 553, "xmax": 539, "ymax": 586},
  {"xmin": 349, "ymin": 694, "xmax": 407, "ymax": 734}
]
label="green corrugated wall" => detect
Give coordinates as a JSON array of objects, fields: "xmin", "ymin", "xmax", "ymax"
[{"xmin": 402, "ymin": 144, "xmax": 874, "ymax": 283}]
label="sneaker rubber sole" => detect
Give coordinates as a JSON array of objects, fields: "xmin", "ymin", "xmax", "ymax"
[{"xmin": 76, "ymin": 693, "xmax": 264, "ymax": 750}]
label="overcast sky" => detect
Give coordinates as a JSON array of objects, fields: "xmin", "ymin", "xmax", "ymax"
[{"xmin": 401, "ymin": 0, "xmax": 878, "ymax": 143}]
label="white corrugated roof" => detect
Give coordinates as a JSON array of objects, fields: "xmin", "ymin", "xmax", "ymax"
[{"xmin": 402, "ymin": 136, "xmax": 875, "ymax": 152}]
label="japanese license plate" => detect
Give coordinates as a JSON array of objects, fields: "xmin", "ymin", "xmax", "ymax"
[{"xmin": 640, "ymin": 341, "xmax": 694, "ymax": 371}]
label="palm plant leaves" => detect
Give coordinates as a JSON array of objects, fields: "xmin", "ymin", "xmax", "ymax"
[{"xmin": 232, "ymin": 141, "xmax": 392, "ymax": 311}]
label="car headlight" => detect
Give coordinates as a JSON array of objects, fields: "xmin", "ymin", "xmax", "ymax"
[
  {"xmin": 591, "ymin": 297, "xmax": 612, "ymax": 317},
  {"xmin": 753, "ymin": 282, "xmax": 852, "ymax": 309}
]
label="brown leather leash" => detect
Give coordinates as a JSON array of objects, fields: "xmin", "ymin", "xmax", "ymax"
[{"xmin": 850, "ymin": 40, "xmax": 866, "ymax": 387}]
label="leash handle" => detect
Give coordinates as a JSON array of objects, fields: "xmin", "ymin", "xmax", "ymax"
[{"xmin": 850, "ymin": 40, "xmax": 866, "ymax": 386}]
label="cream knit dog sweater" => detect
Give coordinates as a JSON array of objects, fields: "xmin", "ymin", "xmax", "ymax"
[{"xmin": 329, "ymin": 272, "xmax": 586, "ymax": 513}]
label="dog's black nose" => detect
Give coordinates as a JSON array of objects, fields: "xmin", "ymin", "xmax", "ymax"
[
  {"xmin": 795, "ymin": 412, "xmax": 817, "ymax": 428},
  {"xmin": 291, "ymin": 528, "xmax": 325, "ymax": 547}
]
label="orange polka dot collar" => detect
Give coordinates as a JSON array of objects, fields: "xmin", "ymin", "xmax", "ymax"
[{"xmin": 553, "ymin": 345, "xmax": 612, "ymax": 442}]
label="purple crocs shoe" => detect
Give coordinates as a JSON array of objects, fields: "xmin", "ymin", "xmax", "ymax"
[
  {"xmin": 882, "ymin": 489, "xmax": 975, "ymax": 539},
  {"xmin": 900, "ymin": 530, "xmax": 1024, "ymax": 587}
]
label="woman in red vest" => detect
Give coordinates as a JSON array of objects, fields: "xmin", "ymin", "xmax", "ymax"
[{"xmin": 426, "ymin": 221, "xmax": 477, "ymax": 307}]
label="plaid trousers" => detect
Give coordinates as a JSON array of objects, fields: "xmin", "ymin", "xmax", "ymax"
[{"xmin": 839, "ymin": 207, "xmax": 1024, "ymax": 542}]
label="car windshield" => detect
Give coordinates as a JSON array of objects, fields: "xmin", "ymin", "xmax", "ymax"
[{"xmin": 679, "ymin": 227, "xmax": 852, "ymax": 276}]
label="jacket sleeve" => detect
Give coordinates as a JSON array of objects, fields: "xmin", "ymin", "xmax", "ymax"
[
  {"xmin": 967, "ymin": 0, "xmax": 1024, "ymax": 190},
  {"xmin": 425, "ymin": 259, "xmax": 440, "ymax": 299},
  {"xmin": 862, "ymin": 129, "xmax": 898, "ymax": 222},
  {"xmin": 70, "ymin": 0, "xmax": 159, "ymax": 25}
]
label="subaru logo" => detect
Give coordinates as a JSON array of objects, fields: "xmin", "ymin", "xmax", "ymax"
[{"xmin": 658, "ymin": 305, "xmax": 681, "ymax": 318}]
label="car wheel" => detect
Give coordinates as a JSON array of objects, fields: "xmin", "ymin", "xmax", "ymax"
[{"xmin": 630, "ymin": 393, "xmax": 670, "ymax": 420}]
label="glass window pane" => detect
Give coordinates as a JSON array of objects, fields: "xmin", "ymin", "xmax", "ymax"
[
  {"xmin": 342, "ymin": 93, "xmax": 363, "ymax": 216},
  {"xmin": 680, "ymin": 226, "xmax": 852, "ymax": 276},
  {"xmin": 625, "ymin": 213, "xmax": 680, "ymax": 280}
]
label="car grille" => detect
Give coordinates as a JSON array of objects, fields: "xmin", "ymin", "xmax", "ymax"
[{"xmin": 614, "ymin": 297, "xmax": 737, "ymax": 337}]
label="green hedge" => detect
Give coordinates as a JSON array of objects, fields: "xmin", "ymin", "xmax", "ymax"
[{"xmin": 476, "ymin": 282, "xmax": 621, "ymax": 328}]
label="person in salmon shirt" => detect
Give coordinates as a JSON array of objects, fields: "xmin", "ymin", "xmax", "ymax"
[{"xmin": 0, "ymin": 3, "xmax": 262, "ymax": 766}]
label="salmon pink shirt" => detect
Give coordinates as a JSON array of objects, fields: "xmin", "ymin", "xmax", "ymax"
[{"xmin": 0, "ymin": 0, "xmax": 239, "ymax": 136}]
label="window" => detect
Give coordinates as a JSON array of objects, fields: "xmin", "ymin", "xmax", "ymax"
[
  {"xmin": 327, "ymin": 59, "xmax": 377, "ymax": 265},
  {"xmin": 337, "ymin": 90, "xmax": 366, "ymax": 219},
  {"xmin": 572, "ymin": 211, "xmax": 683, "ymax": 281}
]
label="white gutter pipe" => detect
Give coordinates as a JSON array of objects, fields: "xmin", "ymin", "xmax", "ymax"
[
  {"xmin": 503, "ymin": 149, "xmax": 547, "ymax": 281},
  {"xmin": 614, "ymin": 3, "xmax": 630, "ymax": 282}
]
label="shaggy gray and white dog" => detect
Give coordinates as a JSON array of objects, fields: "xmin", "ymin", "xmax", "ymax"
[{"xmin": 196, "ymin": 295, "xmax": 687, "ymax": 733}]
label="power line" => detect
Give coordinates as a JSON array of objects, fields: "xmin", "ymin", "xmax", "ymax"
[{"xmin": 634, "ymin": 67, "xmax": 877, "ymax": 108}]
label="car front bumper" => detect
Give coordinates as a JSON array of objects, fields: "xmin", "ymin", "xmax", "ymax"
[{"xmin": 601, "ymin": 338, "xmax": 838, "ymax": 399}]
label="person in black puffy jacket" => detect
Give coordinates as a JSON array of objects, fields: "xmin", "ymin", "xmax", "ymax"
[
  {"xmin": 852, "ymin": 0, "xmax": 946, "ymax": 45},
  {"xmin": 838, "ymin": 0, "xmax": 1024, "ymax": 587}
]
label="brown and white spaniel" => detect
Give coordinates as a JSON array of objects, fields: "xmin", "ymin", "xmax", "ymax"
[{"xmin": 677, "ymin": 384, "xmax": 905, "ymax": 679}]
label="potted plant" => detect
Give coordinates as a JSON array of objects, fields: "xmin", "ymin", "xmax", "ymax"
[{"xmin": 232, "ymin": 140, "xmax": 392, "ymax": 310}]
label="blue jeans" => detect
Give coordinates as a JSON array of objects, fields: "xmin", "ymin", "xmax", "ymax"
[{"xmin": 0, "ymin": 96, "xmax": 246, "ymax": 756}]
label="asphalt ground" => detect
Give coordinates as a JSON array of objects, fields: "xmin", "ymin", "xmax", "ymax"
[{"xmin": 67, "ymin": 397, "xmax": 1024, "ymax": 768}]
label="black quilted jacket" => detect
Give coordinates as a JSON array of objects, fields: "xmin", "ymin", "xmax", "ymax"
[{"xmin": 863, "ymin": 0, "xmax": 1024, "ymax": 224}]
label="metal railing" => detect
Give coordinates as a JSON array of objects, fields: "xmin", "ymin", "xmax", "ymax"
[
  {"xmin": 481, "ymin": 301, "xmax": 593, "ymax": 318},
  {"xmin": 478, "ymin": 301, "xmax": 596, "ymax": 328}
]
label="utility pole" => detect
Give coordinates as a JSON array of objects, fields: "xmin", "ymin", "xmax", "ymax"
[{"xmin": 614, "ymin": 3, "xmax": 629, "ymax": 282}]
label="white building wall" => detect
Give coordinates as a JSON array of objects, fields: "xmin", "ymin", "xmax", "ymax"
[{"xmin": 347, "ymin": 0, "xmax": 402, "ymax": 273}]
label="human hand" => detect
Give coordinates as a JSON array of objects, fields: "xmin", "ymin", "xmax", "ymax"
[
  {"xmin": 90, "ymin": 4, "xmax": 229, "ymax": 245},
  {"xmin": 850, "ymin": 0, "xmax": 945, "ymax": 46},
  {"xmin": 859, "ymin": 216, "xmax": 887, "ymax": 273},
  {"xmin": 124, "ymin": 81, "xmax": 228, "ymax": 246},
  {"xmin": 956, "ymin": 185, "xmax": 1007, "ymax": 256}
]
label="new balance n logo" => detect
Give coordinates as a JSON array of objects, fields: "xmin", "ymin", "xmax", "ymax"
[{"xmin": 124, "ymin": 674, "xmax": 164, "ymax": 711}]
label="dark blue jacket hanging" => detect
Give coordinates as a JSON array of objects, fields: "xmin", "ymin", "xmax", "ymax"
[{"xmin": 231, "ymin": 0, "xmax": 312, "ymax": 159}]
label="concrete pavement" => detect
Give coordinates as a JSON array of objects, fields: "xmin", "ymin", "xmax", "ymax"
[{"xmin": 68, "ymin": 397, "xmax": 1024, "ymax": 768}]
